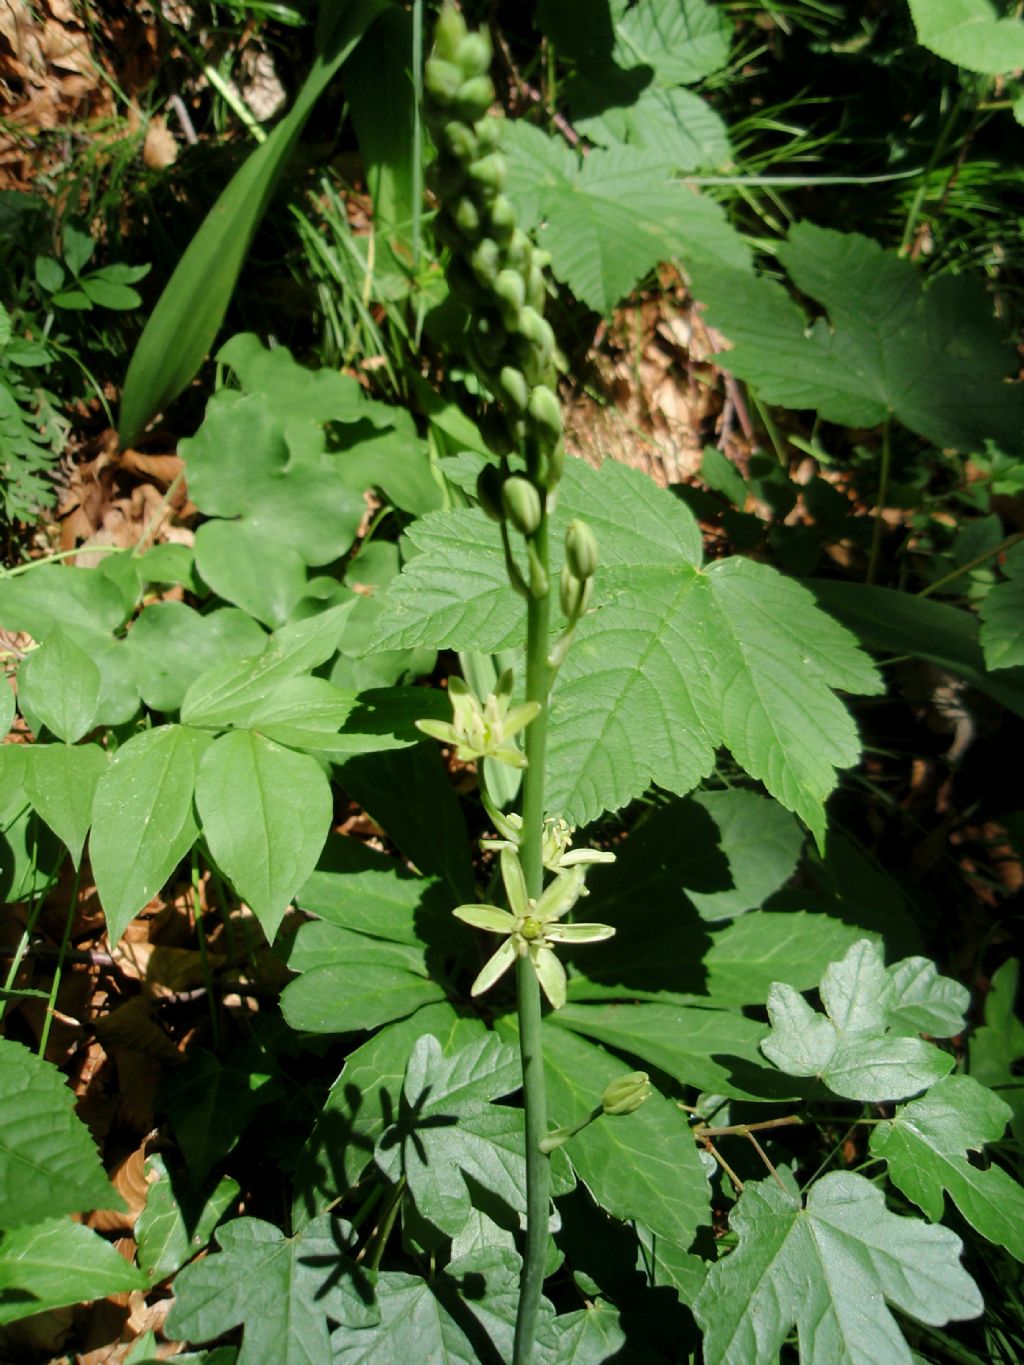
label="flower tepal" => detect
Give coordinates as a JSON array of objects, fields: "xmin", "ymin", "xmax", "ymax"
[
  {"xmin": 416, "ymin": 669, "xmax": 540, "ymax": 769},
  {"xmin": 453, "ymin": 846, "xmax": 615, "ymax": 1009}
]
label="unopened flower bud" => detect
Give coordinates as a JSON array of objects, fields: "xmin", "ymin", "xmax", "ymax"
[
  {"xmin": 527, "ymin": 384, "xmax": 562, "ymax": 446},
  {"xmin": 468, "ymin": 152, "xmax": 506, "ymax": 194},
  {"xmin": 434, "ymin": 4, "xmax": 468, "ymax": 60},
  {"xmin": 470, "ymin": 237, "xmax": 501, "ymax": 286},
  {"xmin": 601, "ymin": 1072, "xmax": 651, "ymax": 1116},
  {"xmin": 560, "ymin": 563, "xmax": 591, "ymax": 620},
  {"xmin": 497, "ymin": 365, "xmax": 530, "ymax": 414},
  {"xmin": 454, "ymin": 75, "xmax": 493, "ymax": 122},
  {"xmin": 565, "ymin": 519, "xmax": 598, "ymax": 580},
  {"xmin": 502, "ymin": 476, "xmax": 542, "ymax": 536},
  {"xmin": 493, "ymin": 268, "xmax": 525, "ymax": 320},
  {"xmin": 425, "ymin": 56, "xmax": 462, "ymax": 105},
  {"xmin": 455, "ymin": 31, "xmax": 491, "ymax": 78},
  {"xmin": 444, "ymin": 121, "xmax": 477, "ymax": 161}
]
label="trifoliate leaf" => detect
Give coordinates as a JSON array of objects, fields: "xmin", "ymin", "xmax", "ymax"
[
  {"xmin": 374, "ymin": 1035, "xmax": 525, "ymax": 1236},
  {"xmin": 0, "ymin": 1218, "xmax": 146, "ymax": 1325},
  {"xmin": 692, "ymin": 221, "xmax": 1024, "ymax": 454},
  {"xmin": 165, "ymin": 1215, "xmax": 362, "ymax": 1364},
  {"xmin": 0, "ymin": 1037, "xmax": 121, "ymax": 1227},
  {"xmin": 692, "ymin": 1171, "xmax": 983, "ymax": 1364},
  {"xmin": 869, "ymin": 1074, "xmax": 1024, "ymax": 1261},
  {"xmin": 760, "ymin": 939, "xmax": 959, "ymax": 1101},
  {"xmin": 504, "ymin": 124, "xmax": 749, "ymax": 315},
  {"xmin": 372, "ymin": 458, "xmax": 880, "ymax": 837},
  {"xmin": 909, "ymin": 0, "xmax": 1024, "ymax": 73},
  {"xmin": 980, "ymin": 541, "xmax": 1024, "ymax": 669}
]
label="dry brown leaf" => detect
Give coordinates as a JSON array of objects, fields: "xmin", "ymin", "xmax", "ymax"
[
  {"xmin": 143, "ymin": 113, "xmax": 178, "ymax": 168},
  {"xmin": 90, "ymin": 1142, "xmax": 153, "ymax": 1233}
]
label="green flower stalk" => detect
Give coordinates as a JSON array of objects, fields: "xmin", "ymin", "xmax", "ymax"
[{"xmin": 454, "ymin": 847, "xmax": 614, "ymax": 1009}]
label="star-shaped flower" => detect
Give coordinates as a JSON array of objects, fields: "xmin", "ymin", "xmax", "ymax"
[
  {"xmin": 415, "ymin": 670, "xmax": 540, "ymax": 769},
  {"xmin": 453, "ymin": 847, "xmax": 615, "ymax": 1009},
  {"xmin": 481, "ymin": 805, "xmax": 616, "ymax": 874}
]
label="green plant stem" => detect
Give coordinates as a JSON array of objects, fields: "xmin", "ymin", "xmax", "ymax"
[
  {"xmin": 513, "ymin": 510, "xmax": 552, "ymax": 1365},
  {"xmin": 866, "ymin": 419, "xmax": 892, "ymax": 586},
  {"xmin": 38, "ymin": 862, "xmax": 80, "ymax": 1057},
  {"xmin": 917, "ymin": 530, "xmax": 1024, "ymax": 599}
]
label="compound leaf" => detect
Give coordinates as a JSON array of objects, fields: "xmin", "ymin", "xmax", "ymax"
[
  {"xmin": 692, "ymin": 1171, "xmax": 982, "ymax": 1364},
  {"xmin": 869, "ymin": 1074, "xmax": 1024, "ymax": 1261},
  {"xmin": 0, "ymin": 1036, "xmax": 120, "ymax": 1228},
  {"xmin": 760, "ymin": 939, "xmax": 959, "ymax": 1101}
]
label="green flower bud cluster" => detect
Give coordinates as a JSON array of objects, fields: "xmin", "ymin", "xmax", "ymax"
[
  {"xmin": 425, "ymin": 5, "xmax": 564, "ymax": 493},
  {"xmin": 560, "ymin": 519, "xmax": 598, "ymax": 622}
]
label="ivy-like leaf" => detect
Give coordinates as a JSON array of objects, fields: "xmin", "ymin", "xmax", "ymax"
[
  {"xmin": 165, "ymin": 1214, "xmax": 363, "ymax": 1365},
  {"xmin": 692, "ymin": 221, "xmax": 1024, "ymax": 454},
  {"xmin": 373, "ymin": 458, "xmax": 880, "ymax": 838},
  {"xmin": 0, "ymin": 1218, "xmax": 146, "ymax": 1326},
  {"xmin": 909, "ymin": 0, "xmax": 1024, "ymax": 74},
  {"xmin": 90, "ymin": 724, "xmax": 201, "ymax": 947},
  {"xmin": 760, "ymin": 939, "xmax": 961, "ymax": 1101},
  {"xmin": 969, "ymin": 958, "xmax": 1024, "ymax": 1137},
  {"xmin": 0, "ymin": 1036, "xmax": 121, "ymax": 1228},
  {"xmin": 979, "ymin": 540, "xmax": 1024, "ymax": 670},
  {"xmin": 195, "ymin": 730, "xmax": 333, "ymax": 941},
  {"xmin": 869, "ymin": 1074, "xmax": 1024, "ymax": 1262},
  {"xmin": 374, "ymin": 1035, "xmax": 526, "ymax": 1237},
  {"xmin": 692, "ymin": 1171, "xmax": 982, "ymax": 1364},
  {"xmin": 135, "ymin": 1154, "xmax": 239, "ymax": 1284},
  {"xmin": 22, "ymin": 742, "xmax": 107, "ymax": 867}
]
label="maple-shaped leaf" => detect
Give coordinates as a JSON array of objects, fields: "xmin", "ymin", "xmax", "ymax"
[
  {"xmin": 371, "ymin": 458, "xmax": 880, "ymax": 839},
  {"xmin": 692, "ymin": 1171, "xmax": 982, "ymax": 1364},
  {"xmin": 760, "ymin": 939, "xmax": 965, "ymax": 1100},
  {"xmin": 165, "ymin": 1214, "xmax": 366, "ymax": 1365},
  {"xmin": 869, "ymin": 1074, "xmax": 1024, "ymax": 1262},
  {"xmin": 691, "ymin": 221, "xmax": 1024, "ymax": 454},
  {"xmin": 969, "ymin": 957, "xmax": 1024, "ymax": 1139},
  {"xmin": 374, "ymin": 1034, "xmax": 528, "ymax": 1237},
  {"xmin": 503, "ymin": 123, "xmax": 749, "ymax": 315}
]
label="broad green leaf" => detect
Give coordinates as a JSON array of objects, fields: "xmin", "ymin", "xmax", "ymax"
[
  {"xmin": 123, "ymin": 602, "xmax": 267, "ymax": 713},
  {"xmin": 979, "ymin": 541, "xmax": 1024, "ymax": 669},
  {"xmin": 547, "ymin": 1303, "xmax": 627, "ymax": 1361},
  {"xmin": 374, "ymin": 1034, "xmax": 526, "ymax": 1236},
  {"xmin": 536, "ymin": 1024, "xmax": 710, "ymax": 1248},
  {"xmin": 373, "ymin": 458, "xmax": 877, "ymax": 836},
  {"xmin": 222, "ymin": 676, "xmax": 357, "ymax": 752},
  {"xmin": 686, "ymin": 789, "xmax": 803, "ymax": 921},
  {"xmin": 194, "ymin": 520, "xmax": 308, "ymax": 629},
  {"xmin": 16, "ymin": 627, "xmax": 100, "ymax": 742},
  {"xmin": 282, "ymin": 953, "xmax": 445, "ymax": 1034},
  {"xmin": 292, "ymin": 1002, "xmax": 483, "ymax": 1227},
  {"xmin": 0, "ymin": 802, "xmax": 63, "ymax": 903},
  {"xmin": 578, "ymin": 86, "xmax": 730, "ymax": 172},
  {"xmin": 697, "ymin": 910, "xmax": 874, "ymax": 1007},
  {"xmin": 692, "ymin": 1171, "xmax": 982, "ymax": 1364},
  {"xmin": 295, "ymin": 834, "xmax": 449, "ymax": 946},
  {"xmin": 161, "ymin": 1050, "xmax": 270, "ymax": 1186},
  {"xmin": 181, "ymin": 392, "xmax": 366, "ymax": 566},
  {"xmin": 555, "ymin": 1003, "xmax": 796, "ymax": 1101},
  {"xmin": 0, "ymin": 1218, "xmax": 146, "ymax": 1325},
  {"xmin": 692, "ymin": 222, "xmax": 1024, "ymax": 454},
  {"xmin": 0, "ymin": 679, "xmax": 12, "ymax": 737},
  {"xmin": 90, "ymin": 724, "xmax": 201, "ymax": 946},
  {"xmin": 810, "ymin": 578, "xmax": 1024, "ymax": 720},
  {"xmin": 287, "ymin": 922, "xmax": 428, "ymax": 977},
  {"xmin": 195, "ymin": 730, "xmax": 332, "ymax": 940},
  {"xmin": 969, "ymin": 958, "xmax": 1024, "ymax": 1136},
  {"xmin": 0, "ymin": 1036, "xmax": 121, "ymax": 1227},
  {"xmin": 760, "ymin": 939, "xmax": 959, "ymax": 1101},
  {"xmin": 22, "ymin": 742, "xmax": 107, "ymax": 867},
  {"xmin": 869, "ymin": 1074, "xmax": 1024, "ymax": 1261},
  {"xmin": 909, "ymin": 0, "xmax": 1024, "ymax": 73},
  {"xmin": 136, "ymin": 1155, "xmax": 239, "ymax": 1283},
  {"xmin": 165, "ymin": 1214, "xmax": 361, "ymax": 1365},
  {"xmin": 117, "ymin": 0, "xmax": 388, "ymax": 446},
  {"xmin": 503, "ymin": 123, "xmax": 749, "ymax": 315},
  {"xmin": 609, "ymin": 0, "xmax": 732, "ymax": 86},
  {"xmin": 180, "ymin": 601, "xmax": 353, "ymax": 728}
]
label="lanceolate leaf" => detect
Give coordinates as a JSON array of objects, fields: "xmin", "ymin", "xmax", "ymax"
[
  {"xmin": 90, "ymin": 724, "xmax": 202, "ymax": 947},
  {"xmin": 692, "ymin": 1172, "xmax": 983, "ymax": 1364},
  {"xmin": 870, "ymin": 1074, "xmax": 1024, "ymax": 1262},
  {"xmin": 0, "ymin": 1219, "xmax": 146, "ymax": 1326},
  {"xmin": 22, "ymin": 742, "xmax": 107, "ymax": 867},
  {"xmin": 760, "ymin": 940, "xmax": 960, "ymax": 1101},
  {"xmin": 195, "ymin": 730, "xmax": 333, "ymax": 941},
  {"xmin": 0, "ymin": 1036, "xmax": 121, "ymax": 1228}
]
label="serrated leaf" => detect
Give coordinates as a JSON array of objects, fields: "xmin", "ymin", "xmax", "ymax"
[
  {"xmin": 122, "ymin": 601, "xmax": 267, "ymax": 713},
  {"xmin": 578, "ymin": 85, "xmax": 730, "ymax": 171},
  {"xmin": 869, "ymin": 1074, "xmax": 1024, "ymax": 1261},
  {"xmin": 979, "ymin": 541, "xmax": 1024, "ymax": 669},
  {"xmin": 536, "ymin": 1024, "xmax": 710, "ymax": 1248},
  {"xmin": 195, "ymin": 731, "xmax": 332, "ymax": 940},
  {"xmin": 0, "ymin": 1036, "xmax": 121, "ymax": 1227},
  {"xmin": 374, "ymin": 1034, "xmax": 525, "ymax": 1236},
  {"xmin": 611, "ymin": 0, "xmax": 732, "ymax": 85},
  {"xmin": 165, "ymin": 1214, "xmax": 361, "ymax": 1364},
  {"xmin": 136, "ymin": 1155, "xmax": 239, "ymax": 1283},
  {"xmin": 503, "ymin": 124, "xmax": 749, "ymax": 315},
  {"xmin": 17, "ymin": 627, "xmax": 101, "ymax": 742},
  {"xmin": 693, "ymin": 221, "xmax": 1024, "ymax": 454},
  {"xmin": 0, "ymin": 1218, "xmax": 146, "ymax": 1325},
  {"xmin": 90, "ymin": 724, "xmax": 201, "ymax": 946},
  {"xmin": 909, "ymin": 0, "xmax": 1024, "ymax": 73},
  {"xmin": 693, "ymin": 1171, "xmax": 982, "ymax": 1364},
  {"xmin": 760, "ymin": 939, "xmax": 958, "ymax": 1101},
  {"xmin": 292, "ymin": 1003, "xmax": 484, "ymax": 1228},
  {"xmin": 22, "ymin": 742, "xmax": 107, "ymax": 867}
]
